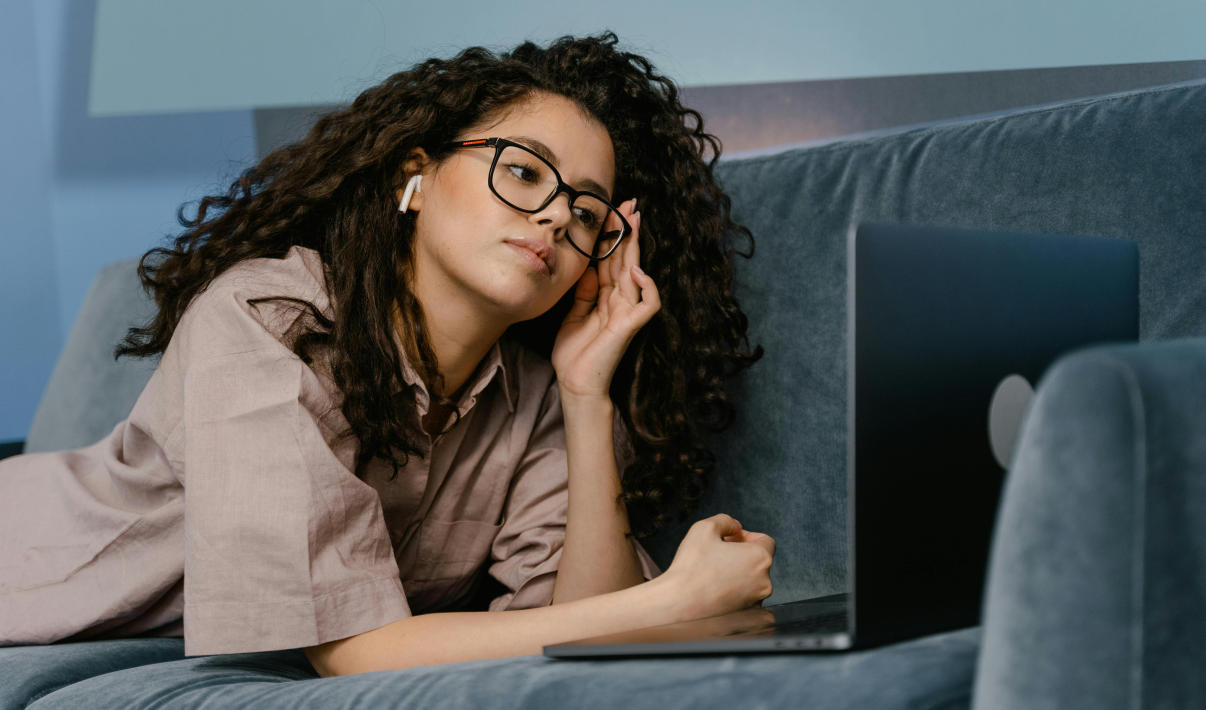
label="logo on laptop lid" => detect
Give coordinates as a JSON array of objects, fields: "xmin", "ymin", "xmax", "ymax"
[{"xmin": 988, "ymin": 374, "xmax": 1034, "ymax": 469}]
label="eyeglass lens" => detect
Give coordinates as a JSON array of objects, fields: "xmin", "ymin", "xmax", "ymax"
[{"xmin": 491, "ymin": 145, "xmax": 626, "ymax": 258}]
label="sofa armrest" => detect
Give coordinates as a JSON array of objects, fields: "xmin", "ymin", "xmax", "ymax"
[
  {"xmin": 0, "ymin": 439, "xmax": 24, "ymax": 460},
  {"xmin": 973, "ymin": 337, "xmax": 1206, "ymax": 710}
]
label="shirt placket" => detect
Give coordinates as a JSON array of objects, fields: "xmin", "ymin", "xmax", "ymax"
[{"xmin": 401, "ymin": 347, "xmax": 506, "ymax": 528}]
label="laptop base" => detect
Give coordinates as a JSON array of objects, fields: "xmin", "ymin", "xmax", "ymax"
[{"xmin": 544, "ymin": 594, "xmax": 852, "ymax": 658}]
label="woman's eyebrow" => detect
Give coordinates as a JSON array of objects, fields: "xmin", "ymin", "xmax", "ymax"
[
  {"xmin": 511, "ymin": 135, "xmax": 560, "ymax": 167},
  {"xmin": 509, "ymin": 135, "xmax": 614, "ymax": 200}
]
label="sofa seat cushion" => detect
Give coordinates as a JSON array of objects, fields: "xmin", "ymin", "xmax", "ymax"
[
  {"xmin": 24, "ymin": 627, "xmax": 978, "ymax": 710},
  {"xmin": 0, "ymin": 638, "xmax": 185, "ymax": 709}
]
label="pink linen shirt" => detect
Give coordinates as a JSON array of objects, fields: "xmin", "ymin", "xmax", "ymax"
[{"xmin": 0, "ymin": 246, "xmax": 658, "ymax": 656}]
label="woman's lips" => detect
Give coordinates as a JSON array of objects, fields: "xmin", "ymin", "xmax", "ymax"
[{"xmin": 503, "ymin": 238, "xmax": 555, "ymax": 275}]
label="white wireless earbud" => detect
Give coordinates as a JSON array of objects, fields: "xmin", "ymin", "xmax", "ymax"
[{"xmin": 398, "ymin": 175, "xmax": 423, "ymax": 213}]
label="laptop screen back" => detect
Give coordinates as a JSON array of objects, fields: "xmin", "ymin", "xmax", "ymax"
[{"xmin": 848, "ymin": 223, "xmax": 1138, "ymax": 646}]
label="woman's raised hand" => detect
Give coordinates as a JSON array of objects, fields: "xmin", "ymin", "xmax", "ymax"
[
  {"xmin": 551, "ymin": 199, "xmax": 661, "ymax": 399},
  {"xmin": 659, "ymin": 514, "xmax": 777, "ymax": 620}
]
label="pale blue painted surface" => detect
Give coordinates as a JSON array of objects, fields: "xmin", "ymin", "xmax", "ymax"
[
  {"xmin": 0, "ymin": 0, "xmax": 62, "ymax": 441},
  {"xmin": 90, "ymin": 0, "xmax": 1206, "ymax": 115},
  {"xmin": 42, "ymin": 1, "xmax": 257, "ymax": 337},
  {"xmin": 0, "ymin": 0, "xmax": 257, "ymax": 442}
]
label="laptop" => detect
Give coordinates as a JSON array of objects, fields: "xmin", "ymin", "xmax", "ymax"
[{"xmin": 545, "ymin": 222, "xmax": 1139, "ymax": 658}]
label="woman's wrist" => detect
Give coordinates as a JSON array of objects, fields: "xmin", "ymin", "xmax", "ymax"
[
  {"xmin": 557, "ymin": 385, "xmax": 614, "ymax": 416},
  {"xmin": 635, "ymin": 571, "xmax": 696, "ymax": 625}
]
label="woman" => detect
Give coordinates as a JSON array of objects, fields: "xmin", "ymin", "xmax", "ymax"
[{"xmin": 0, "ymin": 33, "xmax": 770, "ymax": 676}]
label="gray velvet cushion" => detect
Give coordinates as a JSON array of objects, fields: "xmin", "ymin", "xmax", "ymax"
[
  {"xmin": 644, "ymin": 78, "xmax": 1206, "ymax": 605},
  {"xmin": 24, "ymin": 259, "xmax": 155, "ymax": 453},
  {"xmin": 28, "ymin": 628, "xmax": 979, "ymax": 710},
  {"xmin": 973, "ymin": 337, "xmax": 1206, "ymax": 710}
]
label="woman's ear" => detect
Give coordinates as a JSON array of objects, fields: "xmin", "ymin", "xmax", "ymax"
[{"xmin": 396, "ymin": 147, "xmax": 431, "ymax": 212}]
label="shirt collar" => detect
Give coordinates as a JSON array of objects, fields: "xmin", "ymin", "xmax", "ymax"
[{"xmin": 395, "ymin": 336, "xmax": 517, "ymax": 415}]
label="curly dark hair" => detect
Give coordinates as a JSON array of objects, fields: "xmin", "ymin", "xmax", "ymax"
[{"xmin": 118, "ymin": 32, "xmax": 762, "ymax": 537}]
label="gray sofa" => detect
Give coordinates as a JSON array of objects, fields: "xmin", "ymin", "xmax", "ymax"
[{"xmin": 4, "ymin": 77, "xmax": 1206, "ymax": 709}]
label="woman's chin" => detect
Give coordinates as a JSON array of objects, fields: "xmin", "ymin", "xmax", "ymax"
[{"xmin": 476, "ymin": 279, "xmax": 557, "ymax": 321}]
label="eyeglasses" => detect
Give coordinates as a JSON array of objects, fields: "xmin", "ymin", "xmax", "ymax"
[{"xmin": 445, "ymin": 137, "xmax": 631, "ymax": 261}]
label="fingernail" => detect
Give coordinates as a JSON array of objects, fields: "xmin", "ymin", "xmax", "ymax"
[
  {"xmin": 632, "ymin": 264, "xmax": 645, "ymax": 276},
  {"xmin": 631, "ymin": 198, "xmax": 638, "ymax": 209}
]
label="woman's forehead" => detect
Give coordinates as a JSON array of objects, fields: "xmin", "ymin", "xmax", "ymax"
[{"xmin": 476, "ymin": 95, "xmax": 615, "ymax": 186}]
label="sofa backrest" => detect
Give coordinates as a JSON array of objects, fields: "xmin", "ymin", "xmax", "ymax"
[
  {"xmin": 28, "ymin": 80, "xmax": 1206, "ymax": 606},
  {"xmin": 642, "ymin": 79, "xmax": 1206, "ymax": 605},
  {"xmin": 25, "ymin": 260, "xmax": 155, "ymax": 453}
]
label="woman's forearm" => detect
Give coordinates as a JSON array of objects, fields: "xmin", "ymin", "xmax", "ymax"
[
  {"xmin": 306, "ymin": 573, "xmax": 685, "ymax": 677},
  {"xmin": 553, "ymin": 390, "xmax": 645, "ymax": 604}
]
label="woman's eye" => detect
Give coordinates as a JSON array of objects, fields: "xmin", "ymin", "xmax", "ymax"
[
  {"xmin": 505, "ymin": 163, "xmax": 541, "ymax": 184},
  {"xmin": 573, "ymin": 207, "xmax": 601, "ymax": 228}
]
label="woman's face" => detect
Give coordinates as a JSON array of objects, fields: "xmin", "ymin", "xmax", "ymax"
[{"xmin": 404, "ymin": 92, "xmax": 616, "ymax": 323}]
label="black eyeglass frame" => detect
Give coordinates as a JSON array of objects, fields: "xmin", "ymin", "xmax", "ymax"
[{"xmin": 445, "ymin": 137, "xmax": 632, "ymax": 261}]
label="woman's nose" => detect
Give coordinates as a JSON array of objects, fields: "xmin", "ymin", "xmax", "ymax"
[{"xmin": 531, "ymin": 192, "xmax": 573, "ymax": 235}]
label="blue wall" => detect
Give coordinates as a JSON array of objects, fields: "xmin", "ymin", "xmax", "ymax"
[
  {"xmin": 0, "ymin": 1, "xmax": 61, "ymax": 442},
  {"xmin": 90, "ymin": 0, "xmax": 1206, "ymax": 115},
  {"xmin": 0, "ymin": 0, "xmax": 257, "ymax": 441}
]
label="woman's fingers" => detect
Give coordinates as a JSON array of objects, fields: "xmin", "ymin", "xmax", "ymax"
[
  {"xmin": 566, "ymin": 266, "xmax": 599, "ymax": 320},
  {"xmin": 596, "ymin": 253, "xmax": 612, "ymax": 291},
  {"xmin": 597, "ymin": 204, "xmax": 624, "ymax": 292},
  {"xmin": 721, "ymin": 530, "xmax": 776, "ymax": 558},
  {"xmin": 628, "ymin": 261, "xmax": 661, "ymax": 327},
  {"xmin": 704, "ymin": 513, "xmax": 743, "ymax": 539},
  {"xmin": 618, "ymin": 211, "xmax": 642, "ymax": 305},
  {"xmin": 608, "ymin": 199, "xmax": 634, "ymax": 289},
  {"xmin": 741, "ymin": 531, "xmax": 777, "ymax": 557}
]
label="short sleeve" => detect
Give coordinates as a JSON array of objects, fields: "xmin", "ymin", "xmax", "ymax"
[
  {"xmin": 485, "ymin": 381, "xmax": 661, "ymax": 612},
  {"xmin": 178, "ymin": 263, "xmax": 411, "ymax": 656}
]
